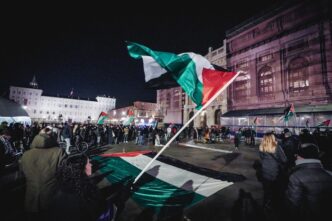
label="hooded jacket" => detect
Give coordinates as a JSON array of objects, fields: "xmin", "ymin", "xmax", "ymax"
[{"xmin": 21, "ymin": 133, "xmax": 66, "ymax": 212}]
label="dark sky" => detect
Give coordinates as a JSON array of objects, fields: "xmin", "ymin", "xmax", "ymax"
[{"xmin": 1, "ymin": 1, "xmax": 284, "ymax": 108}]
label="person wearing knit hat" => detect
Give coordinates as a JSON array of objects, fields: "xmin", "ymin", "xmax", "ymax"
[{"xmin": 285, "ymin": 142, "xmax": 332, "ymax": 221}]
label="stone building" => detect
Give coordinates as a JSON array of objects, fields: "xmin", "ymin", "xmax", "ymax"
[
  {"xmin": 183, "ymin": 40, "xmax": 228, "ymax": 128},
  {"xmin": 110, "ymin": 101, "xmax": 159, "ymax": 126},
  {"xmin": 224, "ymin": 0, "xmax": 332, "ymax": 130},
  {"xmin": 9, "ymin": 77, "xmax": 116, "ymax": 123},
  {"xmin": 156, "ymin": 87, "xmax": 184, "ymax": 124}
]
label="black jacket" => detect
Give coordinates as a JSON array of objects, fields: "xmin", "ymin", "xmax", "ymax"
[
  {"xmin": 285, "ymin": 159, "xmax": 332, "ymax": 221},
  {"xmin": 259, "ymin": 145, "xmax": 287, "ymax": 181}
]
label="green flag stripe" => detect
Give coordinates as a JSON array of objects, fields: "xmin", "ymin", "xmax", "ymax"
[
  {"xmin": 95, "ymin": 156, "xmax": 205, "ymax": 209},
  {"xmin": 97, "ymin": 116, "xmax": 108, "ymax": 124},
  {"xmin": 127, "ymin": 42, "xmax": 203, "ymax": 109}
]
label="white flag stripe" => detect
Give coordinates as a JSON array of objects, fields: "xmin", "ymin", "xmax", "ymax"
[
  {"xmin": 142, "ymin": 56, "xmax": 167, "ymax": 82},
  {"xmin": 122, "ymin": 154, "xmax": 233, "ymax": 197},
  {"xmin": 185, "ymin": 52, "xmax": 214, "ymax": 83}
]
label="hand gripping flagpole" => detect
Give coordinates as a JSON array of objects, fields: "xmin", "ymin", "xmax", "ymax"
[{"xmin": 133, "ymin": 71, "xmax": 242, "ymax": 184}]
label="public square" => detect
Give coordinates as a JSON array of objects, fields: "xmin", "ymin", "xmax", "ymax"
[
  {"xmin": 1, "ymin": 1, "xmax": 332, "ymax": 220},
  {"xmin": 1, "ymin": 139, "xmax": 267, "ymax": 221},
  {"xmin": 91, "ymin": 140, "xmax": 264, "ymax": 221}
]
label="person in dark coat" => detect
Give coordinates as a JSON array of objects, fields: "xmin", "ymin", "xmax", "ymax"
[
  {"xmin": 259, "ymin": 132, "xmax": 287, "ymax": 210},
  {"xmin": 48, "ymin": 153, "xmax": 109, "ymax": 221},
  {"xmin": 285, "ymin": 143, "xmax": 332, "ymax": 221},
  {"xmin": 21, "ymin": 132, "xmax": 66, "ymax": 221},
  {"xmin": 234, "ymin": 128, "xmax": 242, "ymax": 150},
  {"xmin": 281, "ymin": 131, "xmax": 298, "ymax": 170}
]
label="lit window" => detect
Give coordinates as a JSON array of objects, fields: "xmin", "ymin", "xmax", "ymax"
[
  {"xmin": 234, "ymin": 72, "xmax": 251, "ymax": 98},
  {"xmin": 289, "ymin": 57, "xmax": 309, "ymax": 94},
  {"xmin": 259, "ymin": 66, "xmax": 274, "ymax": 96}
]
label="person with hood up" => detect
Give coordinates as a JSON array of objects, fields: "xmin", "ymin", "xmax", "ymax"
[{"xmin": 21, "ymin": 130, "xmax": 66, "ymax": 221}]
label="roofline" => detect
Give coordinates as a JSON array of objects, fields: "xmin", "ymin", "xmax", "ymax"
[{"xmin": 226, "ymin": 0, "xmax": 301, "ymax": 39}]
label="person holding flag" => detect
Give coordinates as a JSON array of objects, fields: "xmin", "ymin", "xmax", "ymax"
[{"xmin": 250, "ymin": 117, "xmax": 257, "ymax": 146}]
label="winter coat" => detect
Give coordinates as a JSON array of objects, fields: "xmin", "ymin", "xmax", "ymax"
[
  {"xmin": 281, "ymin": 136, "xmax": 298, "ymax": 168},
  {"xmin": 285, "ymin": 159, "xmax": 332, "ymax": 221},
  {"xmin": 259, "ymin": 145, "xmax": 287, "ymax": 181},
  {"xmin": 21, "ymin": 134, "xmax": 66, "ymax": 212},
  {"xmin": 48, "ymin": 189, "xmax": 105, "ymax": 221}
]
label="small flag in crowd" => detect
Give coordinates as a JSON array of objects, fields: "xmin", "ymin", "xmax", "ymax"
[
  {"xmin": 123, "ymin": 109, "xmax": 135, "ymax": 125},
  {"xmin": 93, "ymin": 151, "xmax": 244, "ymax": 212},
  {"xmin": 316, "ymin": 119, "xmax": 330, "ymax": 127},
  {"xmin": 97, "ymin": 112, "xmax": 109, "ymax": 125},
  {"xmin": 283, "ymin": 103, "xmax": 295, "ymax": 122},
  {"xmin": 127, "ymin": 109, "xmax": 134, "ymax": 116},
  {"xmin": 127, "ymin": 41, "xmax": 239, "ymax": 110}
]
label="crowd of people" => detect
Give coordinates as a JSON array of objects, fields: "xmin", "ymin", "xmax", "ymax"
[
  {"xmin": 1, "ymin": 119, "xmax": 332, "ymax": 220},
  {"xmin": 257, "ymin": 128, "xmax": 332, "ymax": 221}
]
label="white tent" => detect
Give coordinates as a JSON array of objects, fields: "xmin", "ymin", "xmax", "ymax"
[{"xmin": 0, "ymin": 97, "xmax": 31, "ymax": 126}]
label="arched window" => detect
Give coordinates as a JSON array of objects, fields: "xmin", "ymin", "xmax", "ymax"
[
  {"xmin": 214, "ymin": 109, "xmax": 222, "ymax": 125},
  {"xmin": 258, "ymin": 66, "xmax": 273, "ymax": 96},
  {"xmin": 288, "ymin": 57, "xmax": 309, "ymax": 94}
]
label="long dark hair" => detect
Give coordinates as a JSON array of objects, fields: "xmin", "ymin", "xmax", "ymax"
[{"xmin": 56, "ymin": 154, "xmax": 99, "ymax": 202}]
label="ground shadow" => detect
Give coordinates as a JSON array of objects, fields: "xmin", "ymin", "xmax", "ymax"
[
  {"xmin": 231, "ymin": 188, "xmax": 265, "ymax": 221},
  {"xmin": 110, "ymin": 165, "xmax": 161, "ymax": 220},
  {"xmin": 134, "ymin": 207, "xmax": 155, "ymax": 221},
  {"xmin": 157, "ymin": 180, "xmax": 195, "ymax": 221},
  {"xmin": 221, "ymin": 152, "xmax": 241, "ymax": 165}
]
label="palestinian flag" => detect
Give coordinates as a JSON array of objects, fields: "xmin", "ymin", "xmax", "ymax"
[
  {"xmin": 92, "ymin": 151, "xmax": 244, "ymax": 213},
  {"xmin": 97, "ymin": 112, "xmax": 109, "ymax": 125},
  {"xmin": 127, "ymin": 41, "xmax": 239, "ymax": 110},
  {"xmin": 123, "ymin": 116, "xmax": 134, "ymax": 126},
  {"xmin": 127, "ymin": 109, "xmax": 134, "ymax": 116},
  {"xmin": 283, "ymin": 103, "xmax": 295, "ymax": 122},
  {"xmin": 122, "ymin": 109, "xmax": 134, "ymax": 126},
  {"xmin": 316, "ymin": 119, "xmax": 330, "ymax": 127}
]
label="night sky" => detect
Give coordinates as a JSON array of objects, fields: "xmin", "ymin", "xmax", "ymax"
[{"xmin": 1, "ymin": 1, "xmax": 285, "ymax": 108}]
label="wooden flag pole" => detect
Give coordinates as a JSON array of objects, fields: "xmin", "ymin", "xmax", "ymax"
[{"xmin": 133, "ymin": 71, "xmax": 242, "ymax": 184}]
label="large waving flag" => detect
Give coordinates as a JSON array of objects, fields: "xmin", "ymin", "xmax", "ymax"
[
  {"xmin": 93, "ymin": 151, "xmax": 244, "ymax": 214},
  {"xmin": 127, "ymin": 42, "xmax": 238, "ymax": 110},
  {"xmin": 316, "ymin": 119, "xmax": 330, "ymax": 127},
  {"xmin": 97, "ymin": 112, "xmax": 109, "ymax": 125}
]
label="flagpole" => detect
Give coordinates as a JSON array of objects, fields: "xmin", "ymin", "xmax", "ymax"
[{"xmin": 133, "ymin": 71, "xmax": 242, "ymax": 184}]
